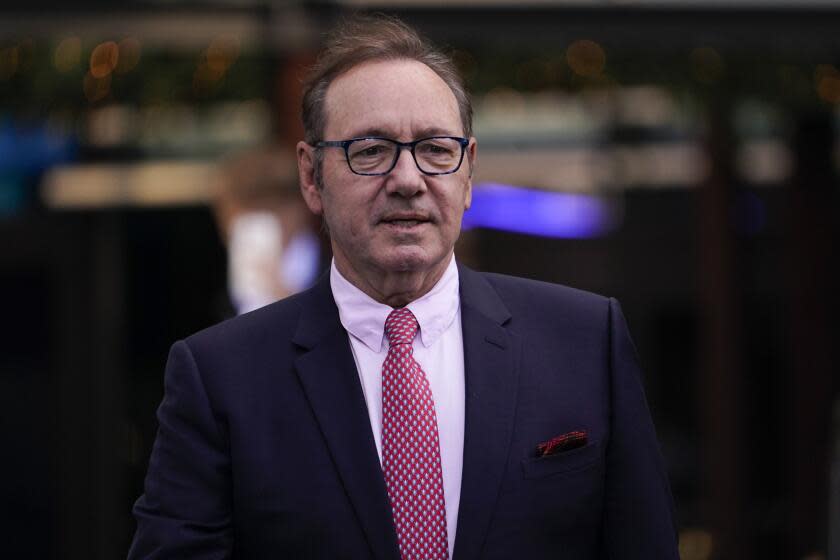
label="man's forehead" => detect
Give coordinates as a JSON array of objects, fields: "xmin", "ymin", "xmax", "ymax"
[{"xmin": 322, "ymin": 58, "xmax": 462, "ymax": 139}]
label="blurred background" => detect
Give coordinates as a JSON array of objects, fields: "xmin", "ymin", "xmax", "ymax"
[{"xmin": 1, "ymin": 1, "xmax": 838, "ymax": 558}]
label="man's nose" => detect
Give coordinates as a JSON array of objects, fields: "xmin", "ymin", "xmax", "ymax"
[{"xmin": 384, "ymin": 146, "xmax": 427, "ymax": 197}]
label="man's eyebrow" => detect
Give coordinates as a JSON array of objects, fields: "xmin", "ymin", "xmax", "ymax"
[
  {"xmin": 414, "ymin": 126, "xmax": 461, "ymax": 138},
  {"xmin": 349, "ymin": 128, "xmax": 392, "ymax": 138}
]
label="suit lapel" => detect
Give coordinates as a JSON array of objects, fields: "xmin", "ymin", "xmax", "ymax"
[
  {"xmin": 452, "ymin": 266, "xmax": 520, "ymax": 560},
  {"xmin": 292, "ymin": 276, "xmax": 400, "ymax": 560}
]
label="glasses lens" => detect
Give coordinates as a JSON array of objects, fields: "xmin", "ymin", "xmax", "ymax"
[
  {"xmin": 415, "ymin": 137, "xmax": 462, "ymax": 174},
  {"xmin": 347, "ymin": 139, "xmax": 397, "ymax": 174}
]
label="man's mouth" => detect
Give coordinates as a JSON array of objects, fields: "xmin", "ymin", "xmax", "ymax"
[{"xmin": 380, "ymin": 214, "xmax": 431, "ymax": 227}]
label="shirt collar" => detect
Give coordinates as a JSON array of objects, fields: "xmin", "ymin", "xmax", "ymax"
[{"xmin": 330, "ymin": 255, "xmax": 461, "ymax": 352}]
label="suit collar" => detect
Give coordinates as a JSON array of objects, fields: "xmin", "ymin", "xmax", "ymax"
[
  {"xmin": 457, "ymin": 264, "xmax": 511, "ymax": 327},
  {"xmin": 290, "ymin": 271, "xmax": 343, "ymax": 349}
]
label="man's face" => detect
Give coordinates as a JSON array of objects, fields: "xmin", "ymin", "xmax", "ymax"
[{"xmin": 300, "ymin": 58, "xmax": 475, "ymax": 292}]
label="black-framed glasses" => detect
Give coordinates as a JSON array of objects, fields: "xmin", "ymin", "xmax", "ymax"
[{"xmin": 315, "ymin": 136, "xmax": 469, "ymax": 176}]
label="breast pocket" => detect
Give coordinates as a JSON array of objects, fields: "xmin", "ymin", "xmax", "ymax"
[{"xmin": 520, "ymin": 441, "xmax": 604, "ymax": 480}]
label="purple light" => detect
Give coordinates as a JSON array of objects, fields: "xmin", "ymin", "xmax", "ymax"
[{"xmin": 462, "ymin": 182, "xmax": 619, "ymax": 238}]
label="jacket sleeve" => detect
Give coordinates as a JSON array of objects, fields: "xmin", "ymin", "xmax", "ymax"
[
  {"xmin": 601, "ymin": 298, "xmax": 680, "ymax": 559},
  {"xmin": 128, "ymin": 340, "xmax": 233, "ymax": 559}
]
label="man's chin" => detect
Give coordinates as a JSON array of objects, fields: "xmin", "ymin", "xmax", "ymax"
[{"xmin": 375, "ymin": 246, "xmax": 439, "ymax": 274}]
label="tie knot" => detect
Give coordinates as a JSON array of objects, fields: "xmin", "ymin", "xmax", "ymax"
[{"xmin": 385, "ymin": 307, "xmax": 419, "ymax": 347}]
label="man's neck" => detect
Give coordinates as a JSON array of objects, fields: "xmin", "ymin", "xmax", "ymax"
[{"xmin": 333, "ymin": 253, "xmax": 453, "ymax": 308}]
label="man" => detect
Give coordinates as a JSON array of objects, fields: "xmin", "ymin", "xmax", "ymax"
[{"xmin": 130, "ymin": 14, "xmax": 679, "ymax": 559}]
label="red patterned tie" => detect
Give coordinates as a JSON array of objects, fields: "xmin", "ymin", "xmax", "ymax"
[{"xmin": 382, "ymin": 307, "xmax": 449, "ymax": 560}]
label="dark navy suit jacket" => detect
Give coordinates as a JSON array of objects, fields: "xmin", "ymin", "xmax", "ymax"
[{"xmin": 129, "ymin": 265, "xmax": 679, "ymax": 559}]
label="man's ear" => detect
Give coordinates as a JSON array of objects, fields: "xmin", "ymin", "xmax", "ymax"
[
  {"xmin": 464, "ymin": 137, "xmax": 477, "ymax": 209},
  {"xmin": 297, "ymin": 141, "xmax": 323, "ymax": 216}
]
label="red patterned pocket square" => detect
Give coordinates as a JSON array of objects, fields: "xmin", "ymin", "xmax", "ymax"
[{"xmin": 536, "ymin": 430, "xmax": 588, "ymax": 457}]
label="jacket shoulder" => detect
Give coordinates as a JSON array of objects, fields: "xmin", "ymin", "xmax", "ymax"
[
  {"xmin": 462, "ymin": 269, "xmax": 614, "ymax": 337},
  {"xmin": 479, "ymin": 270, "xmax": 610, "ymax": 312},
  {"xmin": 183, "ymin": 289, "xmax": 307, "ymax": 356}
]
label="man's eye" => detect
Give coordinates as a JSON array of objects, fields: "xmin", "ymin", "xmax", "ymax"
[
  {"xmin": 418, "ymin": 142, "xmax": 455, "ymax": 156},
  {"xmin": 350, "ymin": 142, "xmax": 391, "ymax": 160}
]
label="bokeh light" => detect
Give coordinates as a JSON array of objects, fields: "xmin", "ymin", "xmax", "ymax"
[
  {"xmin": 54, "ymin": 37, "xmax": 81, "ymax": 74},
  {"xmin": 83, "ymin": 71, "xmax": 111, "ymax": 102},
  {"xmin": 90, "ymin": 41, "xmax": 119, "ymax": 79},
  {"xmin": 566, "ymin": 39, "xmax": 606, "ymax": 78},
  {"xmin": 193, "ymin": 35, "xmax": 240, "ymax": 96},
  {"xmin": 815, "ymin": 64, "xmax": 840, "ymax": 104},
  {"xmin": 206, "ymin": 35, "xmax": 240, "ymax": 74}
]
